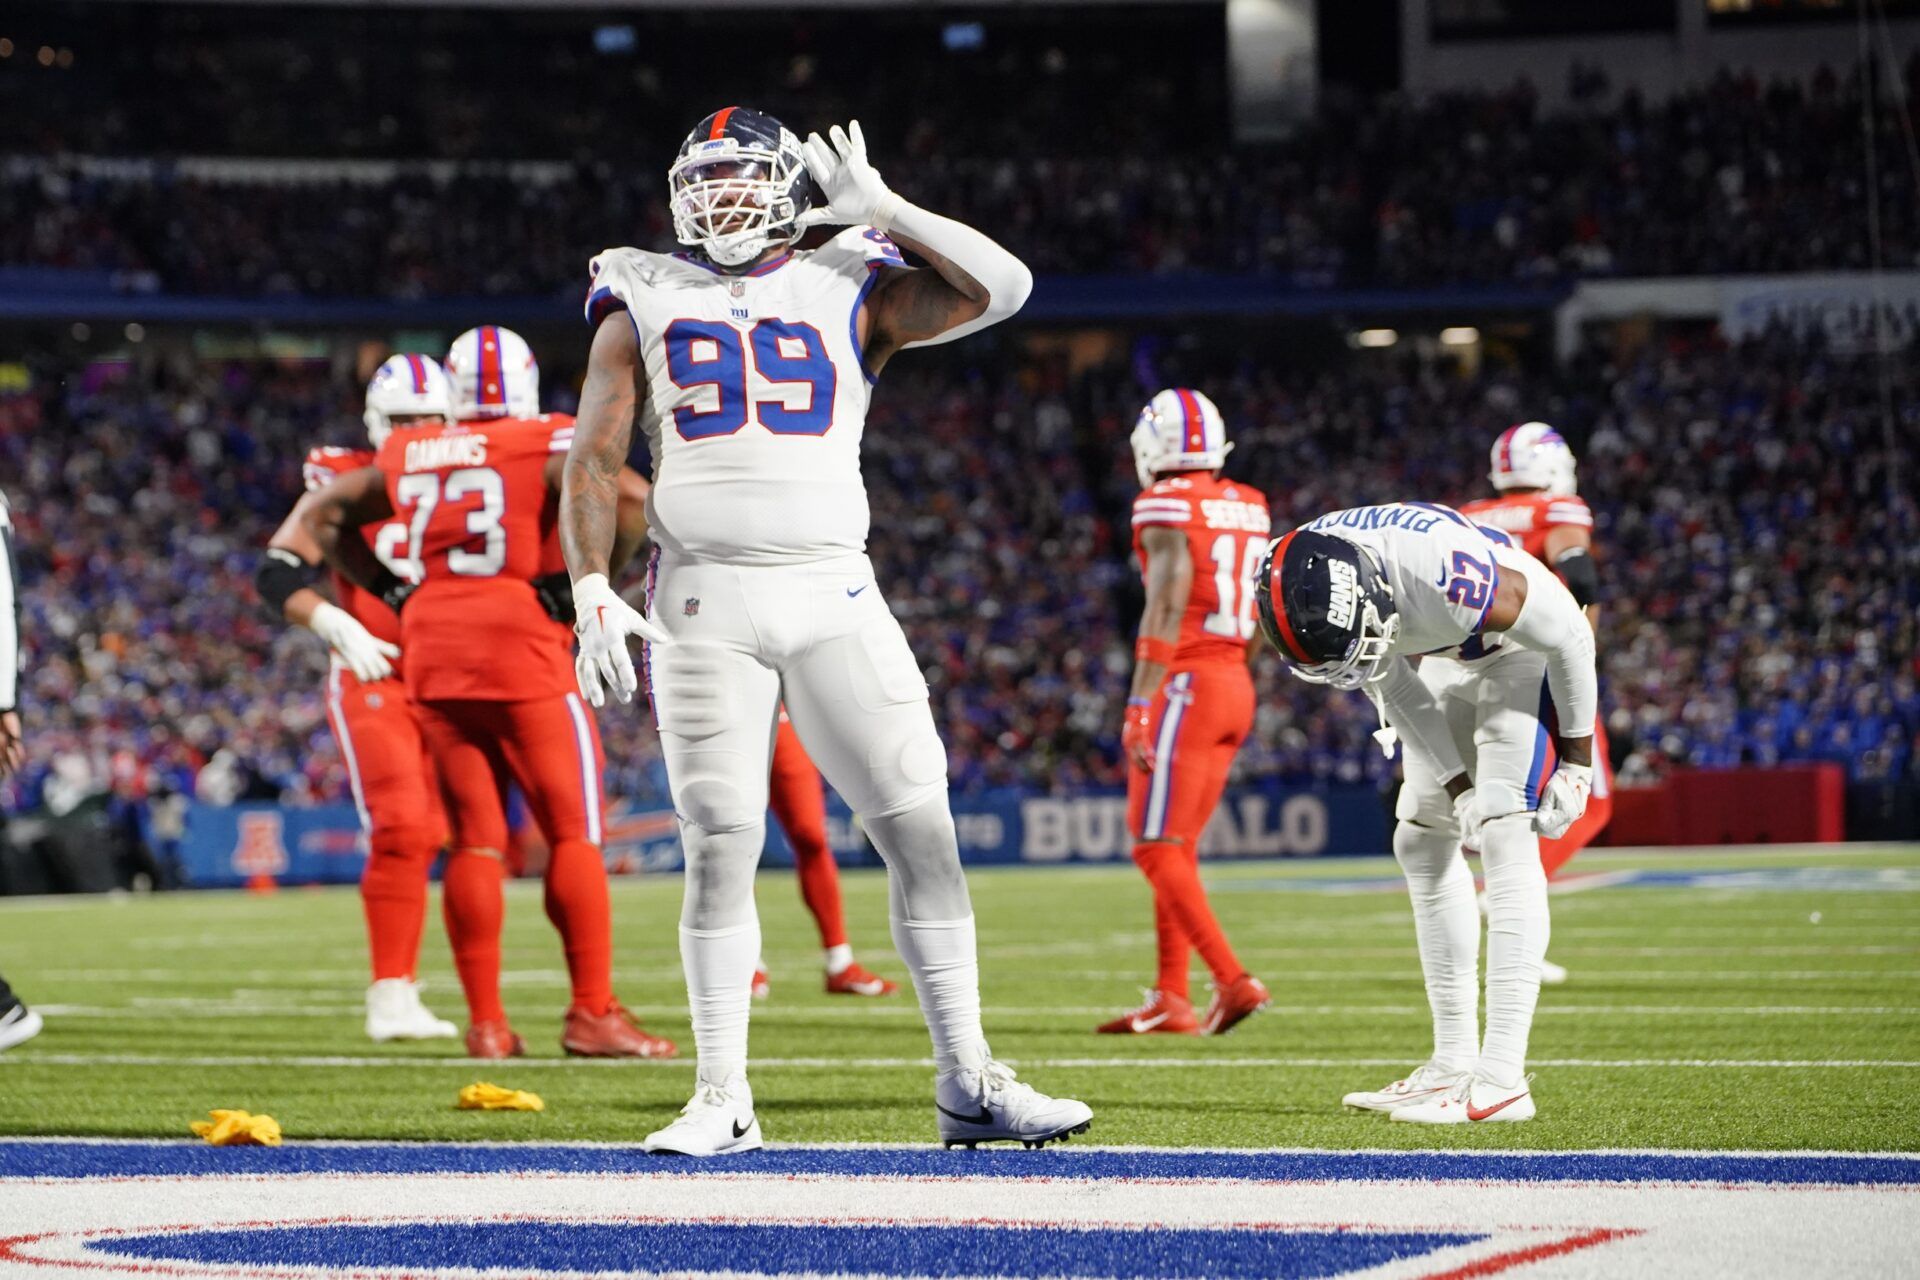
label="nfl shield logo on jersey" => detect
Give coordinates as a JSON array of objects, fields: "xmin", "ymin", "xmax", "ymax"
[{"xmin": 683, "ymin": 597, "xmax": 701, "ymax": 617}]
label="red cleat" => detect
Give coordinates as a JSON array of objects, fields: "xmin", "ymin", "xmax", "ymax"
[
  {"xmin": 464, "ymin": 1019, "xmax": 526, "ymax": 1060},
  {"xmin": 825, "ymin": 962, "xmax": 899, "ymax": 997},
  {"xmin": 562, "ymin": 1003, "xmax": 677, "ymax": 1059},
  {"xmin": 1201, "ymin": 974, "xmax": 1271, "ymax": 1036},
  {"xmin": 1095, "ymin": 989, "xmax": 1200, "ymax": 1035},
  {"xmin": 750, "ymin": 968, "xmax": 771, "ymax": 1000}
]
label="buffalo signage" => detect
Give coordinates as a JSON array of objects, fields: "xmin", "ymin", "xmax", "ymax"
[{"xmin": 160, "ymin": 784, "xmax": 1390, "ymax": 886}]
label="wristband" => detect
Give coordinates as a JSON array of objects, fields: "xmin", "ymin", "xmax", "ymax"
[
  {"xmin": 1126, "ymin": 697, "xmax": 1152, "ymax": 708},
  {"xmin": 1134, "ymin": 636, "xmax": 1177, "ymax": 667},
  {"xmin": 868, "ymin": 192, "xmax": 904, "ymax": 236}
]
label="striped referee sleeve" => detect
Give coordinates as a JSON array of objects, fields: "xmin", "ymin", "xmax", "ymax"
[{"xmin": 0, "ymin": 496, "xmax": 19, "ymax": 711}]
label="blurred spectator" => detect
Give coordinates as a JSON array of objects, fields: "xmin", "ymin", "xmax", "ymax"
[
  {"xmin": 4, "ymin": 68, "xmax": 1917, "ymax": 295},
  {"xmin": 0, "ymin": 323, "xmax": 1911, "ymax": 814}
]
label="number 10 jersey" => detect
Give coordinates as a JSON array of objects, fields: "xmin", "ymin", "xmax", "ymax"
[
  {"xmin": 585, "ymin": 226, "xmax": 908, "ymax": 566},
  {"xmin": 1131, "ymin": 473, "xmax": 1273, "ymax": 668}
]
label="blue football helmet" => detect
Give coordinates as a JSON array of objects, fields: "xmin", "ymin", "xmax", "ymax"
[{"xmin": 669, "ymin": 106, "xmax": 813, "ymax": 269}]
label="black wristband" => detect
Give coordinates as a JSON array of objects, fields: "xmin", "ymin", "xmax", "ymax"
[
  {"xmin": 1554, "ymin": 548, "xmax": 1600, "ymax": 607},
  {"xmin": 368, "ymin": 569, "xmax": 416, "ymax": 615},
  {"xmin": 532, "ymin": 572, "xmax": 577, "ymax": 625},
  {"xmin": 255, "ymin": 549, "xmax": 320, "ymax": 617}
]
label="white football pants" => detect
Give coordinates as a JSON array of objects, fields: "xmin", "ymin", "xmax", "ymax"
[
  {"xmin": 1393, "ymin": 646, "xmax": 1555, "ymax": 1086},
  {"xmin": 643, "ymin": 548, "xmax": 984, "ymax": 1083}
]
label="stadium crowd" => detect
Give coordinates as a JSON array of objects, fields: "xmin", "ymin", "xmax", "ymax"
[
  {"xmin": 6, "ymin": 67, "xmax": 1919, "ymax": 295},
  {"xmin": 1, "ymin": 326, "xmax": 1913, "ymax": 826}
]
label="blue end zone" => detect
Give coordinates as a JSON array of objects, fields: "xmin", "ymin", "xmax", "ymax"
[
  {"xmin": 93, "ymin": 1222, "xmax": 1480, "ymax": 1279},
  {"xmin": 5, "ymin": 1142, "xmax": 1916, "ymax": 1185}
]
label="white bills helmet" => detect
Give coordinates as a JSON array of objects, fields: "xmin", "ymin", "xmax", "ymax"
[
  {"xmin": 1130, "ymin": 388, "xmax": 1233, "ymax": 489},
  {"xmin": 363, "ymin": 354, "xmax": 453, "ymax": 448},
  {"xmin": 445, "ymin": 325, "xmax": 539, "ymax": 421},
  {"xmin": 1490, "ymin": 422, "xmax": 1578, "ymax": 496},
  {"xmin": 669, "ymin": 106, "xmax": 812, "ymax": 269}
]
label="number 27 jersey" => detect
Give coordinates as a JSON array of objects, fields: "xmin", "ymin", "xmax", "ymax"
[
  {"xmin": 1132, "ymin": 474, "xmax": 1272, "ymax": 666},
  {"xmin": 584, "ymin": 226, "xmax": 905, "ymax": 567}
]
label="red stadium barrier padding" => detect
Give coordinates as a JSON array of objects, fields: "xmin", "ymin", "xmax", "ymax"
[{"xmin": 1605, "ymin": 766, "xmax": 1846, "ymax": 846}]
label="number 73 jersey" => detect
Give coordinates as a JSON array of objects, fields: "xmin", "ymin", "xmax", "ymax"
[
  {"xmin": 373, "ymin": 415, "xmax": 575, "ymax": 702},
  {"xmin": 1132, "ymin": 474, "xmax": 1272, "ymax": 665},
  {"xmin": 585, "ymin": 227, "xmax": 906, "ymax": 566}
]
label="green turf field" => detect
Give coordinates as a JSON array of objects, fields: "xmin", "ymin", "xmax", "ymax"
[{"xmin": 2, "ymin": 844, "xmax": 1916, "ymax": 1151}]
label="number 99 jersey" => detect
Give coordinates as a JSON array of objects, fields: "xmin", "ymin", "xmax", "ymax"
[
  {"xmin": 373, "ymin": 415, "xmax": 576, "ymax": 702},
  {"xmin": 583, "ymin": 227, "xmax": 908, "ymax": 566},
  {"xmin": 1131, "ymin": 474, "xmax": 1272, "ymax": 666}
]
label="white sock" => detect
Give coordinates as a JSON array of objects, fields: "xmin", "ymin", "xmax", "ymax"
[
  {"xmin": 1392, "ymin": 820, "xmax": 1480, "ymax": 1072},
  {"xmin": 824, "ymin": 943, "xmax": 853, "ymax": 975},
  {"xmin": 680, "ymin": 919, "xmax": 760, "ymax": 1087},
  {"xmin": 890, "ymin": 914, "xmax": 989, "ymax": 1072},
  {"xmin": 1478, "ymin": 813, "xmax": 1550, "ymax": 1086}
]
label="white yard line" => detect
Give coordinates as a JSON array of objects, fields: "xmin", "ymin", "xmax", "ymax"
[
  {"xmin": 27, "ymin": 1000, "xmax": 1916, "ymax": 1020},
  {"xmin": 4, "ymin": 1052, "xmax": 1917, "ymax": 1071}
]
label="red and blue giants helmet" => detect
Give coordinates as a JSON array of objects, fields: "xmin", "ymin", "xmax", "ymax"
[{"xmin": 669, "ymin": 106, "xmax": 813, "ymax": 269}]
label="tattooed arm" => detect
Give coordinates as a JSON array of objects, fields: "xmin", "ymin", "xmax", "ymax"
[
  {"xmin": 561, "ymin": 316, "xmax": 641, "ymax": 584},
  {"xmin": 562, "ymin": 312, "xmax": 671, "ymax": 707},
  {"xmin": 801, "ymin": 120, "xmax": 1033, "ymax": 375}
]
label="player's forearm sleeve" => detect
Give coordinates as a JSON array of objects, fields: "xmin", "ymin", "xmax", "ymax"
[
  {"xmin": 1554, "ymin": 546, "xmax": 1600, "ymax": 607},
  {"xmin": 1370, "ymin": 659, "xmax": 1467, "ymax": 783},
  {"xmin": 1501, "ymin": 556, "xmax": 1597, "ymax": 737},
  {"xmin": 873, "ymin": 196, "xmax": 1035, "ymax": 346},
  {"xmin": 0, "ymin": 515, "xmax": 20, "ymax": 711}
]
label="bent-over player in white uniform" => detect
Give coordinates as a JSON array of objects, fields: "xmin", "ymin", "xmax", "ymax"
[
  {"xmin": 559, "ymin": 107, "xmax": 1091, "ymax": 1154},
  {"xmin": 1253, "ymin": 503, "xmax": 1596, "ymax": 1123}
]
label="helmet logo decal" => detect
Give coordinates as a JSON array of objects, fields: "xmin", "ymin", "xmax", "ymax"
[{"xmin": 1325, "ymin": 559, "xmax": 1357, "ymax": 629}]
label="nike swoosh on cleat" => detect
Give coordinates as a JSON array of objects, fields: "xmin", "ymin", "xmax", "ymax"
[
  {"xmin": 731, "ymin": 1116, "xmax": 753, "ymax": 1139},
  {"xmin": 937, "ymin": 1102, "xmax": 996, "ymax": 1126},
  {"xmin": 1129, "ymin": 1013, "xmax": 1170, "ymax": 1032},
  {"xmin": 846, "ymin": 585, "xmax": 868, "ymax": 598},
  {"xmin": 1466, "ymin": 1092, "xmax": 1528, "ymax": 1121}
]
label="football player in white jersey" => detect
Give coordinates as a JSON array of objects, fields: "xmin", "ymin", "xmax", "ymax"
[
  {"xmin": 1253, "ymin": 503, "xmax": 1597, "ymax": 1124},
  {"xmin": 559, "ymin": 107, "xmax": 1090, "ymax": 1155}
]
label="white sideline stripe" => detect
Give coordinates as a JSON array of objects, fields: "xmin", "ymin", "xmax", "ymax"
[
  {"xmin": 3, "ymin": 1135, "xmax": 1915, "ymax": 1162},
  {"xmin": 6, "ymin": 1053, "xmax": 1919, "ymax": 1070},
  {"xmin": 28, "ymin": 1001, "xmax": 1916, "ymax": 1019},
  {"xmin": 34, "ymin": 966, "xmax": 1920, "ymax": 986}
]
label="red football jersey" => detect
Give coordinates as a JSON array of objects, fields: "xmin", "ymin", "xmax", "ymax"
[
  {"xmin": 303, "ymin": 447, "xmax": 407, "ymax": 655},
  {"xmin": 374, "ymin": 414, "xmax": 576, "ymax": 702},
  {"xmin": 1131, "ymin": 474, "xmax": 1272, "ymax": 666},
  {"xmin": 1459, "ymin": 491, "xmax": 1593, "ymax": 564}
]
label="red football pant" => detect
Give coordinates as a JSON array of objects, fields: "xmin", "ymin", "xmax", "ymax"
[
  {"xmin": 416, "ymin": 693, "xmax": 615, "ymax": 1022},
  {"xmin": 1125, "ymin": 663, "xmax": 1255, "ymax": 1001},
  {"xmin": 325, "ymin": 668, "xmax": 446, "ymax": 983},
  {"xmin": 769, "ymin": 716, "xmax": 847, "ymax": 951},
  {"xmin": 1541, "ymin": 720, "xmax": 1614, "ymax": 878}
]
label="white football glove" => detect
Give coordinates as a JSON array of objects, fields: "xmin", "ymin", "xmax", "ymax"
[
  {"xmin": 1533, "ymin": 762, "xmax": 1593, "ymax": 839},
  {"xmin": 1451, "ymin": 784, "xmax": 1485, "ymax": 852},
  {"xmin": 798, "ymin": 120, "xmax": 895, "ymax": 230},
  {"xmin": 308, "ymin": 600, "xmax": 400, "ymax": 684},
  {"xmin": 571, "ymin": 573, "xmax": 672, "ymax": 708}
]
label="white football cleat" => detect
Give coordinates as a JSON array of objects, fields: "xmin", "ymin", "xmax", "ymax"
[
  {"xmin": 364, "ymin": 979, "xmax": 458, "ymax": 1043},
  {"xmin": 644, "ymin": 1077, "xmax": 764, "ymax": 1156},
  {"xmin": 0, "ymin": 1001, "xmax": 44, "ymax": 1052},
  {"xmin": 1341, "ymin": 1061, "xmax": 1469, "ymax": 1113},
  {"xmin": 1539, "ymin": 957, "xmax": 1569, "ymax": 985},
  {"xmin": 1391, "ymin": 1073, "xmax": 1536, "ymax": 1125},
  {"xmin": 937, "ymin": 1059, "xmax": 1092, "ymax": 1149}
]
